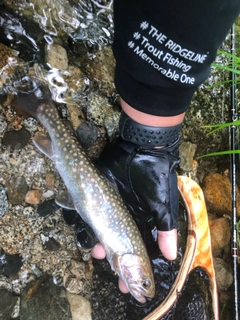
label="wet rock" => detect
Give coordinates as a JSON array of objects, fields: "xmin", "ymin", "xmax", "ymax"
[
  {"xmin": 0, "ymin": 273, "xmax": 12, "ymax": 291},
  {"xmin": 20, "ymin": 276, "xmax": 72, "ymax": 320},
  {"xmin": 209, "ymin": 217, "xmax": 231, "ymax": 255},
  {"xmin": 36, "ymin": 198, "xmax": 59, "ymax": 217},
  {"xmin": 4, "ymin": 0, "xmax": 79, "ymax": 39},
  {"xmin": 85, "ymin": 91, "xmax": 116, "ymax": 128},
  {"xmin": 0, "ymin": 288, "xmax": 18, "ymax": 319},
  {"xmin": 65, "ymin": 103, "xmax": 85, "ymax": 131},
  {"xmin": 203, "ymin": 173, "xmax": 240, "ymax": 217},
  {"xmin": 42, "ymin": 190, "xmax": 54, "ymax": 199},
  {"xmin": 25, "ymin": 189, "xmax": 42, "ymax": 205},
  {"xmin": 0, "ymin": 185, "xmax": 8, "ymax": 217},
  {"xmin": 62, "ymin": 208, "xmax": 80, "ymax": 225},
  {"xmin": 0, "ymin": 43, "xmax": 19, "ymax": 88},
  {"xmin": 104, "ymin": 111, "xmax": 120, "ymax": 141},
  {"xmin": 79, "ymin": 46, "xmax": 115, "ymax": 96},
  {"xmin": 75, "ymin": 220, "xmax": 98, "ymax": 250},
  {"xmin": 6, "ymin": 176, "xmax": 28, "ymax": 205},
  {"xmin": 45, "ymin": 172, "xmax": 55, "ymax": 190},
  {"xmin": 45, "ymin": 43, "xmax": 68, "ymax": 70},
  {"xmin": 76, "ymin": 121, "xmax": 99, "ymax": 149},
  {"xmin": 179, "ymin": 141, "xmax": 197, "ymax": 172},
  {"xmin": 1, "ymin": 249, "xmax": 23, "ymax": 277},
  {"xmin": 213, "ymin": 257, "xmax": 233, "ymax": 291},
  {"xmin": 2, "ymin": 128, "xmax": 31, "ymax": 150},
  {"xmin": 0, "ymin": 115, "xmax": 8, "ymax": 134},
  {"xmin": 0, "ymin": 6, "xmax": 45, "ymax": 62},
  {"xmin": 44, "ymin": 237, "xmax": 61, "ymax": 252},
  {"xmin": 23, "ymin": 117, "xmax": 39, "ymax": 133},
  {"xmin": 3, "ymin": 253, "xmax": 23, "ymax": 277},
  {"xmin": 63, "ymin": 259, "xmax": 92, "ymax": 295},
  {"xmin": 8, "ymin": 115, "xmax": 24, "ymax": 131},
  {"xmin": 66, "ymin": 291, "xmax": 92, "ymax": 320}
]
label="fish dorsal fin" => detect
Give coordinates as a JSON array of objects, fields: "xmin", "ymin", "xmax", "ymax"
[
  {"xmin": 55, "ymin": 190, "xmax": 75, "ymax": 210},
  {"xmin": 33, "ymin": 134, "xmax": 54, "ymax": 159}
]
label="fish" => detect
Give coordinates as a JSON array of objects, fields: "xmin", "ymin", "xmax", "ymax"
[{"xmin": 11, "ymin": 78, "xmax": 155, "ymax": 303}]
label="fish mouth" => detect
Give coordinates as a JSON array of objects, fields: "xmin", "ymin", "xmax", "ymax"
[{"xmin": 128, "ymin": 283, "xmax": 155, "ymax": 304}]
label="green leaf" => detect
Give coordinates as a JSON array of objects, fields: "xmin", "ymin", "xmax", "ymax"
[{"xmin": 199, "ymin": 150, "xmax": 240, "ymax": 158}]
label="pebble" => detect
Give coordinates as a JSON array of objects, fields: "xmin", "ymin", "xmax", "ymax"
[
  {"xmin": 6, "ymin": 175, "xmax": 28, "ymax": 205},
  {"xmin": 23, "ymin": 117, "xmax": 39, "ymax": 133},
  {"xmin": 8, "ymin": 115, "xmax": 24, "ymax": 131},
  {"xmin": 203, "ymin": 172, "xmax": 240, "ymax": 217},
  {"xmin": 45, "ymin": 43, "xmax": 68, "ymax": 70},
  {"xmin": 209, "ymin": 217, "xmax": 231, "ymax": 255},
  {"xmin": 104, "ymin": 111, "xmax": 120, "ymax": 141},
  {"xmin": 2, "ymin": 127, "xmax": 31, "ymax": 150},
  {"xmin": 25, "ymin": 189, "xmax": 42, "ymax": 205},
  {"xmin": 62, "ymin": 208, "xmax": 80, "ymax": 225},
  {"xmin": 2, "ymin": 252, "xmax": 23, "ymax": 277},
  {"xmin": 179, "ymin": 141, "xmax": 197, "ymax": 172},
  {"xmin": 75, "ymin": 220, "xmax": 98, "ymax": 249},
  {"xmin": 66, "ymin": 291, "xmax": 92, "ymax": 320},
  {"xmin": 37, "ymin": 198, "xmax": 59, "ymax": 217},
  {"xmin": 20, "ymin": 275, "xmax": 72, "ymax": 320},
  {"xmin": 0, "ymin": 185, "xmax": 8, "ymax": 217},
  {"xmin": 0, "ymin": 115, "xmax": 7, "ymax": 134},
  {"xmin": 0, "ymin": 288, "xmax": 18, "ymax": 319},
  {"xmin": 76, "ymin": 121, "xmax": 99, "ymax": 149},
  {"xmin": 42, "ymin": 190, "xmax": 54, "ymax": 198},
  {"xmin": 213, "ymin": 257, "xmax": 233, "ymax": 291},
  {"xmin": 44, "ymin": 237, "xmax": 61, "ymax": 252},
  {"xmin": 45, "ymin": 172, "xmax": 55, "ymax": 190}
]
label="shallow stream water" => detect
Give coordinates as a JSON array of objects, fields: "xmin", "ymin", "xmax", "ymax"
[{"xmin": 0, "ymin": 1, "xmax": 239, "ymax": 320}]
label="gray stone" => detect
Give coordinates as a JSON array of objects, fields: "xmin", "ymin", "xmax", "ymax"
[
  {"xmin": 213, "ymin": 257, "xmax": 233, "ymax": 291},
  {"xmin": 0, "ymin": 185, "xmax": 8, "ymax": 217},
  {"xmin": 6, "ymin": 175, "xmax": 28, "ymax": 205},
  {"xmin": 66, "ymin": 291, "xmax": 92, "ymax": 320},
  {"xmin": 45, "ymin": 44, "xmax": 68, "ymax": 70},
  {"xmin": 20, "ymin": 276, "xmax": 72, "ymax": 320},
  {"xmin": 0, "ymin": 288, "xmax": 18, "ymax": 319},
  {"xmin": 179, "ymin": 141, "xmax": 197, "ymax": 172}
]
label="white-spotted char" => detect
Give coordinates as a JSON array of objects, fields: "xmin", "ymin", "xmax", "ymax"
[{"xmin": 12, "ymin": 81, "xmax": 155, "ymax": 303}]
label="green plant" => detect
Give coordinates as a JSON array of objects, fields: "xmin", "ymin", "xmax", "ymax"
[
  {"xmin": 212, "ymin": 49, "xmax": 240, "ymax": 76},
  {"xmin": 199, "ymin": 120, "xmax": 240, "ymax": 158},
  {"xmin": 199, "ymin": 47, "xmax": 240, "ymax": 158}
]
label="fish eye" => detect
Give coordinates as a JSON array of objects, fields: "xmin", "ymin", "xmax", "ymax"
[{"xmin": 142, "ymin": 277, "xmax": 152, "ymax": 289}]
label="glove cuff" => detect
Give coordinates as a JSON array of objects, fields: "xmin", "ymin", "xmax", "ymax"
[{"xmin": 119, "ymin": 111, "xmax": 182, "ymax": 148}]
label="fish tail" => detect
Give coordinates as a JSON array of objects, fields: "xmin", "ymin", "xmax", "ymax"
[{"xmin": 11, "ymin": 77, "xmax": 52, "ymax": 120}]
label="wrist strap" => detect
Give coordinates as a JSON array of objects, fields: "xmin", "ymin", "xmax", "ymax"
[{"xmin": 119, "ymin": 111, "xmax": 182, "ymax": 148}]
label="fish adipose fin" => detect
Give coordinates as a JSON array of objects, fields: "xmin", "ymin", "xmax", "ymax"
[
  {"xmin": 56, "ymin": 190, "xmax": 75, "ymax": 210},
  {"xmin": 33, "ymin": 134, "xmax": 54, "ymax": 159}
]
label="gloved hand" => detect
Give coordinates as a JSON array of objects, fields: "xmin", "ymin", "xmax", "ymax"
[
  {"xmin": 97, "ymin": 137, "xmax": 180, "ymax": 232},
  {"xmin": 96, "ymin": 111, "xmax": 181, "ymax": 260}
]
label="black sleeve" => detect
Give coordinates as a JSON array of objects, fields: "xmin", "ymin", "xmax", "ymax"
[{"xmin": 113, "ymin": 0, "xmax": 240, "ymax": 116}]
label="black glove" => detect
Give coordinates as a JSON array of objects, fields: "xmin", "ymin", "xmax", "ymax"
[{"xmin": 97, "ymin": 112, "xmax": 181, "ymax": 237}]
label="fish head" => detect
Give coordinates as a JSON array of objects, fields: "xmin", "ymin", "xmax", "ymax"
[{"xmin": 117, "ymin": 253, "xmax": 155, "ymax": 303}]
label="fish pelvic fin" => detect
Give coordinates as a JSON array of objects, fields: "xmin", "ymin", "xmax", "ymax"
[
  {"xmin": 33, "ymin": 134, "xmax": 54, "ymax": 159},
  {"xmin": 55, "ymin": 191, "xmax": 75, "ymax": 210}
]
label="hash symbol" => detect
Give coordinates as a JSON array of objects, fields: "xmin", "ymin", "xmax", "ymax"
[
  {"xmin": 128, "ymin": 41, "xmax": 135, "ymax": 48},
  {"xmin": 133, "ymin": 32, "xmax": 141, "ymax": 40},
  {"xmin": 140, "ymin": 21, "xmax": 149, "ymax": 30}
]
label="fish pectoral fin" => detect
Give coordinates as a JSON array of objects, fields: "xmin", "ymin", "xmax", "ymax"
[
  {"xmin": 33, "ymin": 134, "xmax": 54, "ymax": 159},
  {"xmin": 112, "ymin": 255, "xmax": 120, "ymax": 275},
  {"xmin": 55, "ymin": 190, "xmax": 75, "ymax": 210}
]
